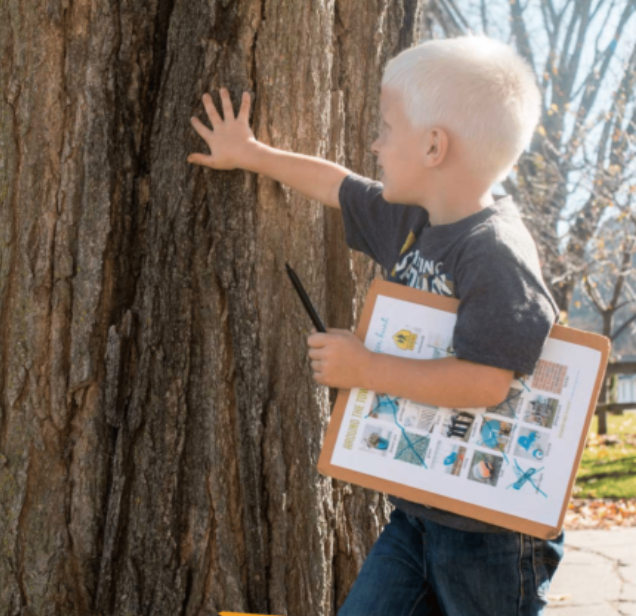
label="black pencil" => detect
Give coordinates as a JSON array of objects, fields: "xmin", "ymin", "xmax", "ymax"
[{"xmin": 285, "ymin": 262, "xmax": 327, "ymax": 333}]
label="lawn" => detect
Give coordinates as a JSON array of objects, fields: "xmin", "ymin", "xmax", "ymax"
[
  {"xmin": 589, "ymin": 411, "xmax": 636, "ymax": 436},
  {"xmin": 573, "ymin": 412, "xmax": 636, "ymax": 499}
]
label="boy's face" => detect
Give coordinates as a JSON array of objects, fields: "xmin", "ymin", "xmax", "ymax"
[{"xmin": 371, "ymin": 87, "xmax": 432, "ymax": 205}]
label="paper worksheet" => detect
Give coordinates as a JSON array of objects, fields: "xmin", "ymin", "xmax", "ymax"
[{"xmin": 318, "ymin": 282, "xmax": 609, "ymax": 537}]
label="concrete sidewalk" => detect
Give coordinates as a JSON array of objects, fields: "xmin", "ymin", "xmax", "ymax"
[{"xmin": 546, "ymin": 528, "xmax": 636, "ymax": 615}]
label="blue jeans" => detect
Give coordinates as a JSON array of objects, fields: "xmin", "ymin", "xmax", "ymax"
[{"xmin": 337, "ymin": 508, "xmax": 564, "ymax": 616}]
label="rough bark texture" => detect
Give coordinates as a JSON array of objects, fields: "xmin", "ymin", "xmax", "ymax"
[{"xmin": 0, "ymin": 1, "xmax": 423, "ymax": 614}]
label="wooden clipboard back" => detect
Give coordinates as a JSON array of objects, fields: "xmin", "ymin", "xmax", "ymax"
[{"xmin": 317, "ymin": 279, "xmax": 611, "ymax": 539}]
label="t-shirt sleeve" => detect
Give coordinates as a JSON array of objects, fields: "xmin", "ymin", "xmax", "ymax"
[
  {"xmin": 339, "ymin": 172, "xmax": 422, "ymax": 271},
  {"xmin": 452, "ymin": 247, "xmax": 558, "ymax": 376}
]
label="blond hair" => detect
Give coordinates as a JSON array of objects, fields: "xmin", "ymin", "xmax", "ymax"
[{"xmin": 381, "ymin": 35, "xmax": 541, "ymax": 184}]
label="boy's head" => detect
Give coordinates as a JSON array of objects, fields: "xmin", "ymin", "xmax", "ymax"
[{"xmin": 372, "ymin": 35, "xmax": 540, "ymax": 205}]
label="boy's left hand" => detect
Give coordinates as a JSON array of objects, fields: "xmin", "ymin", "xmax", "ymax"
[{"xmin": 306, "ymin": 328, "xmax": 372, "ymax": 389}]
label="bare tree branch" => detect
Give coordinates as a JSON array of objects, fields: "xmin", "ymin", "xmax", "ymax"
[
  {"xmin": 556, "ymin": 0, "xmax": 585, "ymax": 91},
  {"xmin": 509, "ymin": 0, "xmax": 536, "ymax": 74},
  {"xmin": 611, "ymin": 311, "xmax": 636, "ymax": 341},
  {"xmin": 584, "ymin": 275, "xmax": 608, "ymax": 312},
  {"xmin": 569, "ymin": 2, "xmax": 636, "ymax": 145},
  {"xmin": 563, "ymin": 0, "xmax": 593, "ymax": 96},
  {"xmin": 444, "ymin": 0, "xmax": 471, "ymax": 31},
  {"xmin": 608, "ymin": 238, "xmax": 635, "ymax": 309},
  {"xmin": 429, "ymin": 0, "xmax": 465, "ymax": 37},
  {"xmin": 480, "ymin": 0, "xmax": 489, "ymax": 35}
]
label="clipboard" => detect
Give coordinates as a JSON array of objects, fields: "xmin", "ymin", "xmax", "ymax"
[{"xmin": 317, "ymin": 279, "xmax": 610, "ymax": 539}]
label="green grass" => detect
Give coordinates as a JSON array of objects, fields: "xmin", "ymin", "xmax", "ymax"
[
  {"xmin": 589, "ymin": 412, "xmax": 636, "ymax": 436},
  {"xmin": 573, "ymin": 412, "xmax": 636, "ymax": 499}
]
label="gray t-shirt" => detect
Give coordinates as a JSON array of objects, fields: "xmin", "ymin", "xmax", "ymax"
[{"xmin": 339, "ymin": 172, "xmax": 559, "ymax": 533}]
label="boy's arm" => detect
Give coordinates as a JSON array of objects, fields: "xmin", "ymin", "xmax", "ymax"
[
  {"xmin": 244, "ymin": 143, "xmax": 349, "ymax": 209},
  {"xmin": 188, "ymin": 88, "xmax": 349, "ymax": 209},
  {"xmin": 307, "ymin": 328, "xmax": 513, "ymax": 409},
  {"xmin": 363, "ymin": 353, "xmax": 514, "ymax": 409}
]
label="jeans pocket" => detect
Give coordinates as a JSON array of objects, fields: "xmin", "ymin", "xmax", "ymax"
[{"xmin": 532, "ymin": 532, "xmax": 565, "ymax": 597}]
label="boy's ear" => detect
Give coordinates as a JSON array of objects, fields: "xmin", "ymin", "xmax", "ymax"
[{"xmin": 422, "ymin": 127, "xmax": 448, "ymax": 168}]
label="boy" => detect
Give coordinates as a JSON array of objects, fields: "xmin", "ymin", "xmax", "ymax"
[{"xmin": 188, "ymin": 34, "xmax": 564, "ymax": 616}]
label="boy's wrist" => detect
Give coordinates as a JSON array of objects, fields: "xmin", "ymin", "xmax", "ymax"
[
  {"xmin": 361, "ymin": 349, "xmax": 380, "ymax": 392},
  {"xmin": 241, "ymin": 139, "xmax": 270, "ymax": 174}
]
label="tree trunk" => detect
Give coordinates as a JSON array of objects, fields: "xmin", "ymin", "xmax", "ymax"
[
  {"xmin": 597, "ymin": 379, "xmax": 608, "ymax": 436},
  {"xmin": 596, "ymin": 311, "xmax": 614, "ymax": 436},
  {"xmin": 0, "ymin": 1, "xmax": 423, "ymax": 614}
]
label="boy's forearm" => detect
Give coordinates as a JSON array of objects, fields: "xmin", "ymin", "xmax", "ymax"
[
  {"xmin": 362, "ymin": 352, "xmax": 514, "ymax": 409},
  {"xmin": 244, "ymin": 142, "xmax": 350, "ymax": 209}
]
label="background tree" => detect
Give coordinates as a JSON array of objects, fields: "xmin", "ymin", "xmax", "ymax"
[
  {"xmin": 579, "ymin": 218, "xmax": 636, "ymax": 353},
  {"xmin": 573, "ymin": 214, "xmax": 636, "ymax": 431},
  {"xmin": 0, "ymin": 1, "xmax": 424, "ymax": 614}
]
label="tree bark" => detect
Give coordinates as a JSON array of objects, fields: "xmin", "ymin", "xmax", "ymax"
[{"xmin": 0, "ymin": 1, "xmax": 423, "ymax": 614}]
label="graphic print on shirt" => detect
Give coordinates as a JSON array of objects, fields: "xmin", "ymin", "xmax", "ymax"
[{"xmin": 390, "ymin": 229, "xmax": 455, "ymax": 297}]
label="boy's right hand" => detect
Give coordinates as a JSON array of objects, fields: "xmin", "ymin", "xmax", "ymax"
[{"xmin": 187, "ymin": 87, "xmax": 257, "ymax": 171}]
